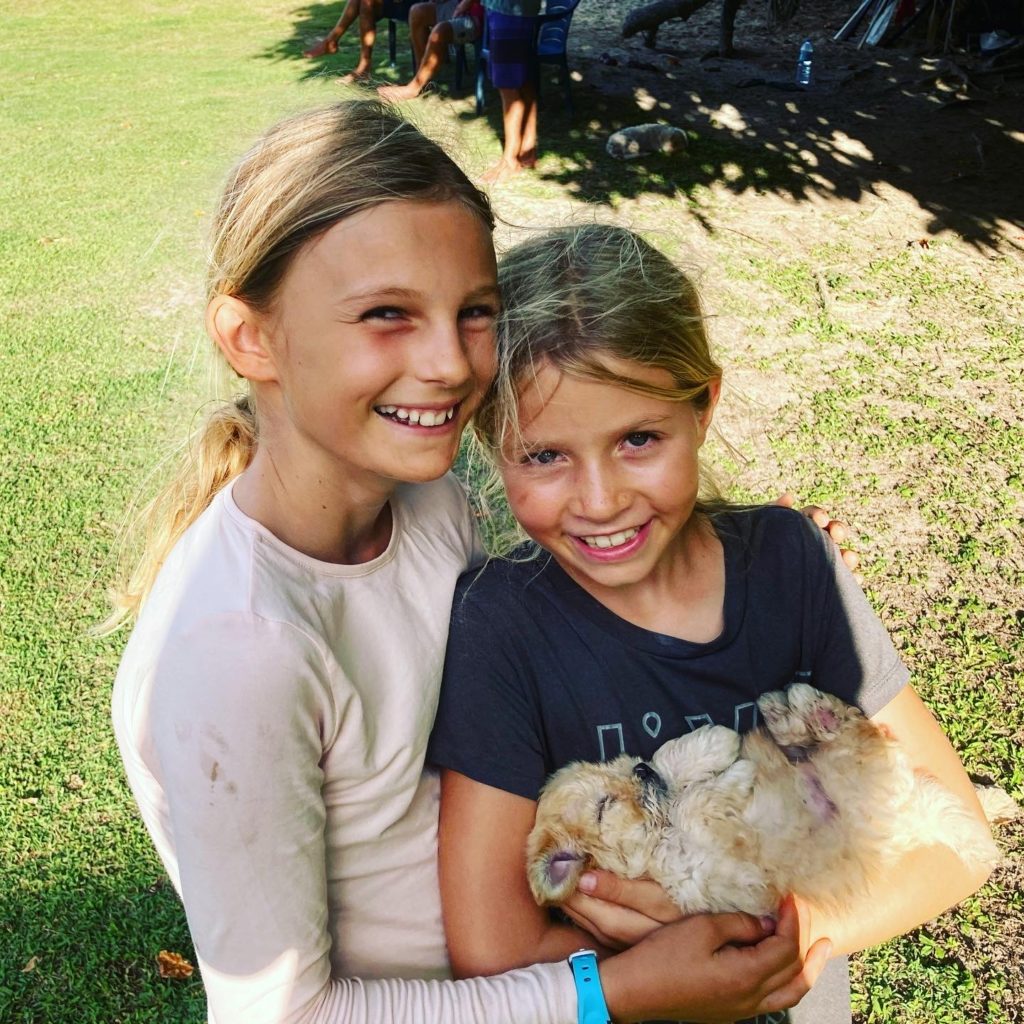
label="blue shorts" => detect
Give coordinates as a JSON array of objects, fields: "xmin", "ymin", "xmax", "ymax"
[{"xmin": 486, "ymin": 11, "xmax": 537, "ymax": 89}]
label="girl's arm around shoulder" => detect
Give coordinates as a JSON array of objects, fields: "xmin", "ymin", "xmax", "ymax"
[{"xmin": 808, "ymin": 684, "xmax": 995, "ymax": 956}]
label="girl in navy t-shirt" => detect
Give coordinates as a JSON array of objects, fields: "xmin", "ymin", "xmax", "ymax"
[{"xmin": 430, "ymin": 224, "xmax": 993, "ymax": 1024}]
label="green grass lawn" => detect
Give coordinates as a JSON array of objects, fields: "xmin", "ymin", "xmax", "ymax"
[{"xmin": 2, "ymin": 2, "xmax": 1021, "ymax": 1022}]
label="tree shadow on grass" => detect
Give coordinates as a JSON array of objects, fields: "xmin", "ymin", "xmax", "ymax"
[
  {"xmin": 262, "ymin": 2, "xmax": 364, "ymax": 81},
  {"xmin": 260, "ymin": 1, "xmax": 421, "ymax": 82},
  {"xmin": 262, "ymin": 3, "xmax": 1024, "ymax": 251},
  {"xmin": 516, "ymin": 55, "xmax": 1023, "ymax": 251}
]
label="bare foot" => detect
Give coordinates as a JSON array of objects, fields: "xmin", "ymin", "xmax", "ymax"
[
  {"xmin": 304, "ymin": 36, "xmax": 338, "ymax": 58},
  {"xmin": 337, "ymin": 68, "xmax": 372, "ymax": 85},
  {"xmin": 517, "ymin": 149, "xmax": 537, "ymax": 170},
  {"xmin": 480, "ymin": 159, "xmax": 523, "ymax": 184},
  {"xmin": 377, "ymin": 81, "xmax": 424, "ymax": 101}
]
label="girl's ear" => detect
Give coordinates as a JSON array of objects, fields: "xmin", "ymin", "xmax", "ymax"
[
  {"xmin": 206, "ymin": 295, "xmax": 278, "ymax": 383},
  {"xmin": 696, "ymin": 376, "xmax": 722, "ymax": 444}
]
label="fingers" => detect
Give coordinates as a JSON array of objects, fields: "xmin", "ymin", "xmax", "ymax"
[
  {"xmin": 563, "ymin": 890, "xmax": 664, "ymax": 948},
  {"xmin": 716, "ymin": 899, "xmax": 832, "ymax": 1017},
  {"xmin": 800, "ymin": 503, "xmax": 832, "ymax": 530},
  {"xmin": 791, "ymin": 500, "xmax": 864, "ymax": 582},
  {"xmin": 778, "ymin": 493, "xmax": 852, "ymax": 545},
  {"xmin": 772, "ymin": 892, "xmax": 804, "ymax": 946},
  {"xmin": 577, "ymin": 870, "xmax": 683, "ymax": 923},
  {"xmin": 560, "ymin": 901, "xmax": 628, "ymax": 951},
  {"xmin": 824, "ymin": 519, "xmax": 848, "ymax": 544},
  {"xmin": 755, "ymin": 896, "xmax": 832, "ymax": 1005},
  {"xmin": 755, "ymin": 935, "xmax": 833, "ymax": 1015},
  {"xmin": 841, "ymin": 546, "xmax": 864, "ymax": 586},
  {"xmin": 708, "ymin": 910, "xmax": 778, "ymax": 950}
]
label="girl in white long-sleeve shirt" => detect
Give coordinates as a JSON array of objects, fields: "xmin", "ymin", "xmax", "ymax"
[{"xmin": 109, "ymin": 99, "xmax": 828, "ymax": 1024}]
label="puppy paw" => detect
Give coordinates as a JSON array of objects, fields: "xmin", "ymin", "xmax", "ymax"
[
  {"xmin": 786, "ymin": 683, "xmax": 849, "ymax": 741},
  {"xmin": 757, "ymin": 689, "xmax": 814, "ymax": 748}
]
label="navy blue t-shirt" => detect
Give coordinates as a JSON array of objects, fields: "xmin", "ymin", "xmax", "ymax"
[{"xmin": 429, "ymin": 505, "xmax": 909, "ymax": 1024}]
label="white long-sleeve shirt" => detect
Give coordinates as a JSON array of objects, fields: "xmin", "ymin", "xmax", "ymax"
[{"xmin": 112, "ymin": 475, "xmax": 577, "ymax": 1024}]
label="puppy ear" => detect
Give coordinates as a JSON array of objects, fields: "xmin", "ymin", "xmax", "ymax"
[{"xmin": 526, "ymin": 830, "xmax": 587, "ymax": 906}]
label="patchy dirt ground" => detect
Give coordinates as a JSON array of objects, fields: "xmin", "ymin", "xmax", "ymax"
[{"xmin": 563, "ymin": 0, "xmax": 1024, "ymax": 250}]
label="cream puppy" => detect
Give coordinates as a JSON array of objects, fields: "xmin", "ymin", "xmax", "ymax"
[{"xmin": 527, "ymin": 684, "xmax": 998, "ymax": 917}]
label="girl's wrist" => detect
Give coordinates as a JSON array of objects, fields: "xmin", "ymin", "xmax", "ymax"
[{"xmin": 595, "ymin": 955, "xmax": 630, "ymax": 1023}]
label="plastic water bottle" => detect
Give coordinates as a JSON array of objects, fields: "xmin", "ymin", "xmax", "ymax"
[{"xmin": 796, "ymin": 39, "xmax": 814, "ymax": 87}]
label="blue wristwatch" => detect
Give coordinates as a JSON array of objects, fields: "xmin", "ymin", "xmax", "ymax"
[{"xmin": 568, "ymin": 949, "xmax": 612, "ymax": 1024}]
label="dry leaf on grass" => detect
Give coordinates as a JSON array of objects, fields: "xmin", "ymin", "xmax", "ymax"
[{"xmin": 156, "ymin": 950, "xmax": 194, "ymax": 979}]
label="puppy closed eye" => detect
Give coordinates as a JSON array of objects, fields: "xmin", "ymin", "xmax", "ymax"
[{"xmin": 596, "ymin": 796, "xmax": 611, "ymax": 824}]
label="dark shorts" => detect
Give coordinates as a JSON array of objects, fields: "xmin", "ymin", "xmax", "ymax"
[{"xmin": 486, "ymin": 11, "xmax": 537, "ymax": 89}]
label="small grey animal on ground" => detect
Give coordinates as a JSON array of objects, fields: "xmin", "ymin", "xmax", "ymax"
[{"xmin": 606, "ymin": 123, "xmax": 688, "ymax": 161}]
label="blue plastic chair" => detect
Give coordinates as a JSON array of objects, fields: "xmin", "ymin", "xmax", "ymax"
[
  {"xmin": 470, "ymin": 0, "xmax": 581, "ymax": 116},
  {"xmin": 533, "ymin": 0, "xmax": 582, "ymax": 116}
]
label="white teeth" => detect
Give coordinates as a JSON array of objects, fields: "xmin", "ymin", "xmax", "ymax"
[
  {"xmin": 378, "ymin": 404, "xmax": 458, "ymax": 427},
  {"xmin": 581, "ymin": 527, "xmax": 639, "ymax": 549}
]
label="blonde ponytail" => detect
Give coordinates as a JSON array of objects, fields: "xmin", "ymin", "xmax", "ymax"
[{"xmin": 99, "ymin": 395, "xmax": 256, "ymax": 633}]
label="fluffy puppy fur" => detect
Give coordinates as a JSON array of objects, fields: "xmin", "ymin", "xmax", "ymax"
[{"xmin": 527, "ymin": 684, "xmax": 998, "ymax": 917}]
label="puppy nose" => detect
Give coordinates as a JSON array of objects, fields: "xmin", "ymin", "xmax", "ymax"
[{"xmin": 633, "ymin": 762, "xmax": 658, "ymax": 784}]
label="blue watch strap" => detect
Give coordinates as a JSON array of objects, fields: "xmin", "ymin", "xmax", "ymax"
[{"xmin": 568, "ymin": 949, "xmax": 612, "ymax": 1024}]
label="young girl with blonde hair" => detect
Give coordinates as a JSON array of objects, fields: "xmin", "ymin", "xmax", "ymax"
[
  {"xmin": 430, "ymin": 223, "xmax": 994, "ymax": 1024},
  {"xmin": 110, "ymin": 102, "xmax": 830, "ymax": 1024}
]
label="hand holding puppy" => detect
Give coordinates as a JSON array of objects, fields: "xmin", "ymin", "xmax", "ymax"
[{"xmin": 597, "ymin": 895, "xmax": 831, "ymax": 1023}]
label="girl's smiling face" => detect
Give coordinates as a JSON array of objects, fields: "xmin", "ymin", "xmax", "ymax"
[
  {"xmin": 499, "ymin": 357, "xmax": 719, "ymax": 603},
  {"xmin": 255, "ymin": 199, "xmax": 499, "ymax": 493}
]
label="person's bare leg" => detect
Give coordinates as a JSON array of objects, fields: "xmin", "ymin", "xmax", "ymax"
[
  {"xmin": 409, "ymin": 2, "xmax": 439, "ymax": 66},
  {"xmin": 305, "ymin": 0, "xmax": 360, "ymax": 56},
  {"xmin": 338, "ymin": 0, "xmax": 382, "ymax": 82},
  {"xmin": 482, "ymin": 87, "xmax": 527, "ymax": 182},
  {"xmin": 377, "ymin": 21, "xmax": 453, "ymax": 99},
  {"xmin": 517, "ymin": 80, "xmax": 537, "ymax": 168}
]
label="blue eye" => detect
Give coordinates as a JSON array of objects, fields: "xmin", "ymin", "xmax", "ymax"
[
  {"xmin": 523, "ymin": 449, "xmax": 561, "ymax": 466},
  {"xmin": 459, "ymin": 304, "xmax": 498, "ymax": 322},
  {"xmin": 623, "ymin": 431, "xmax": 657, "ymax": 449},
  {"xmin": 362, "ymin": 306, "xmax": 406, "ymax": 321}
]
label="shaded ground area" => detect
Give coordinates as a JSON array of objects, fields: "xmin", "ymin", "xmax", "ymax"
[
  {"xmin": 279, "ymin": 0, "xmax": 1024, "ymax": 248},
  {"xmin": 558, "ymin": 0, "xmax": 1024, "ymax": 249}
]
